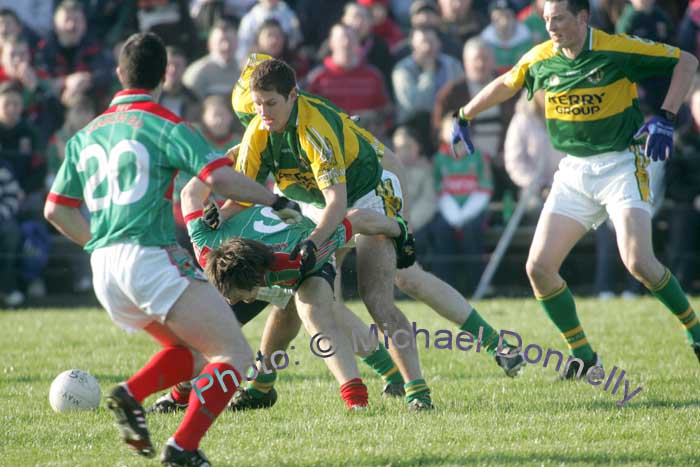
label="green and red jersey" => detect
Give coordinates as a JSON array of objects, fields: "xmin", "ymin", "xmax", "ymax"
[
  {"xmin": 186, "ymin": 205, "xmax": 352, "ymax": 288},
  {"xmin": 503, "ymin": 28, "xmax": 679, "ymax": 156},
  {"xmin": 433, "ymin": 145, "xmax": 492, "ymax": 206},
  {"xmin": 48, "ymin": 89, "xmax": 230, "ymax": 252}
]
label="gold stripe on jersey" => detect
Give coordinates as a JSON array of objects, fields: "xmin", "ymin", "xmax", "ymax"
[
  {"xmin": 236, "ymin": 118, "xmax": 269, "ymax": 181},
  {"xmin": 632, "ymin": 145, "xmax": 650, "ymax": 202},
  {"xmin": 592, "ymin": 29, "xmax": 680, "ymax": 59},
  {"xmin": 544, "ymin": 78, "xmax": 638, "ymax": 122},
  {"xmin": 503, "ymin": 40, "xmax": 557, "ymax": 90}
]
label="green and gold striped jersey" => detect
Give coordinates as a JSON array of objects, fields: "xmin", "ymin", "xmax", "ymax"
[{"xmin": 504, "ymin": 27, "xmax": 679, "ymax": 157}]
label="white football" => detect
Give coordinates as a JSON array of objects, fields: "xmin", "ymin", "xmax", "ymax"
[{"xmin": 49, "ymin": 369, "xmax": 101, "ymax": 413}]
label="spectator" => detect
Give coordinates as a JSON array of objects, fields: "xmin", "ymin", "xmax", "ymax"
[
  {"xmin": 0, "ymin": 161, "xmax": 22, "ymax": 306},
  {"xmin": 236, "ymin": 0, "xmax": 303, "ymax": 64},
  {"xmin": 480, "ymin": 0, "xmax": 533, "ymax": 75},
  {"xmin": 431, "ymin": 114, "xmax": 492, "ymax": 294},
  {"xmin": 0, "ymin": 1, "xmax": 54, "ymax": 39},
  {"xmin": 81, "ymin": 0, "xmax": 134, "ymax": 49},
  {"xmin": 34, "ymin": 0, "xmax": 114, "ymax": 106},
  {"xmin": 131, "ymin": 0, "xmax": 204, "ymax": 61},
  {"xmin": 357, "ymin": 0, "xmax": 404, "ymax": 52},
  {"xmin": 190, "ymin": 0, "xmax": 257, "ymax": 25},
  {"xmin": 589, "ymin": 0, "xmax": 626, "ymax": 33},
  {"xmin": 391, "ymin": 125, "xmax": 436, "ymax": 263},
  {"xmin": 679, "ymin": 0, "xmax": 700, "ymax": 61},
  {"xmin": 306, "ymin": 23, "xmax": 391, "ymax": 135},
  {"xmin": 183, "ymin": 17, "xmax": 240, "ymax": 99},
  {"xmin": 664, "ymin": 84, "xmax": 700, "ymax": 292},
  {"xmin": 389, "ymin": 0, "xmax": 413, "ymax": 32},
  {"xmin": 437, "ymin": 0, "xmax": 487, "ymax": 45},
  {"xmin": 616, "ymin": 0, "xmax": 675, "ymax": 114},
  {"xmin": 517, "ymin": 0, "xmax": 547, "ymax": 44},
  {"xmin": 253, "ymin": 18, "xmax": 310, "ymax": 79},
  {"xmin": 158, "ymin": 46, "xmax": 201, "ymax": 123},
  {"xmin": 44, "ymin": 94, "xmax": 96, "ymax": 293},
  {"xmin": 393, "ymin": 0, "xmax": 462, "ymax": 60},
  {"xmin": 504, "ymin": 90, "xmax": 563, "ymax": 193},
  {"xmin": 0, "ymin": 8, "xmax": 39, "ymax": 56},
  {"xmin": 295, "ymin": 0, "xmax": 350, "ymax": 52},
  {"xmin": 0, "ymin": 36, "xmax": 64, "ymax": 143},
  {"xmin": 392, "ymin": 26, "xmax": 462, "ymax": 124},
  {"xmin": 433, "ymin": 37, "xmax": 514, "ymax": 166},
  {"xmin": 337, "ymin": 2, "xmax": 394, "ymax": 92}
]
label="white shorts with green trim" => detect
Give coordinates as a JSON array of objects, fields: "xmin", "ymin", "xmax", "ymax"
[
  {"xmin": 255, "ymin": 286, "xmax": 293, "ymax": 308},
  {"xmin": 542, "ymin": 147, "xmax": 655, "ymax": 230},
  {"xmin": 91, "ymin": 243, "xmax": 206, "ymax": 333}
]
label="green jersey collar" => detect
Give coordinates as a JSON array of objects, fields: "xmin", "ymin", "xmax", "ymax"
[
  {"xmin": 285, "ymin": 98, "xmax": 299, "ymax": 132},
  {"xmin": 110, "ymin": 89, "xmax": 154, "ymax": 106}
]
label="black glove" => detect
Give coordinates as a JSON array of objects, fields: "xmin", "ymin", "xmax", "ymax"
[
  {"xmin": 203, "ymin": 202, "xmax": 220, "ymax": 229},
  {"xmin": 290, "ymin": 239, "xmax": 317, "ymax": 276},
  {"xmin": 271, "ymin": 195, "xmax": 303, "ymax": 224}
]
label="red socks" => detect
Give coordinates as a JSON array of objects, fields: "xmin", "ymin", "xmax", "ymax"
[
  {"xmin": 340, "ymin": 378, "xmax": 368, "ymax": 409},
  {"xmin": 126, "ymin": 346, "xmax": 194, "ymax": 403},
  {"xmin": 171, "ymin": 382, "xmax": 193, "ymax": 404},
  {"xmin": 174, "ymin": 362, "xmax": 241, "ymax": 451}
]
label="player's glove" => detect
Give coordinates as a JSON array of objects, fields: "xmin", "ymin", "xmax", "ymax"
[
  {"xmin": 203, "ymin": 202, "xmax": 220, "ymax": 230},
  {"xmin": 271, "ymin": 195, "xmax": 303, "ymax": 224},
  {"xmin": 633, "ymin": 113, "xmax": 675, "ymax": 162},
  {"xmin": 290, "ymin": 239, "xmax": 317, "ymax": 276},
  {"xmin": 451, "ymin": 109, "xmax": 475, "ymax": 159}
]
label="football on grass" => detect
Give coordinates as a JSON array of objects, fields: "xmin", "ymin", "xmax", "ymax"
[{"xmin": 49, "ymin": 369, "xmax": 101, "ymax": 412}]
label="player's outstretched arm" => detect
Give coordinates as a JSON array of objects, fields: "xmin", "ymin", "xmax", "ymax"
[
  {"xmin": 44, "ymin": 203, "xmax": 91, "ymax": 247},
  {"xmin": 457, "ymin": 74, "xmax": 520, "ymax": 121},
  {"xmin": 204, "ymin": 165, "xmax": 277, "ymax": 206},
  {"xmin": 181, "ymin": 176, "xmax": 248, "ymax": 225},
  {"xmin": 345, "ymin": 208, "xmax": 400, "ymax": 238}
]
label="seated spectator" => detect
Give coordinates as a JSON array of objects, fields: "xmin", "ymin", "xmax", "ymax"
[
  {"xmin": 131, "ymin": 0, "xmax": 204, "ymax": 61},
  {"xmin": 393, "ymin": 0, "xmax": 461, "ymax": 60},
  {"xmin": 430, "ymin": 115, "xmax": 492, "ymax": 294},
  {"xmin": 158, "ymin": 46, "xmax": 201, "ymax": 123},
  {"xmin": 480, "ymin": 0, "xmax": 533, "ymax": 75},
  {"xmin": 253, "ymin": 18, "xmax": 310, "ymax": 80},
  {"xmin": 34, "ymin": 0, "xmax": 114, "ymax": 107},
  {"xmin": 44, "ymin": 94, "xmax": 96, "ymax": 293},
  {"xmin": 305, "ymin": 23, "xmax": 391, "ymax": 135},
  {"xmin": 0, "ymin": 1, "xmax": 53, "ymax": 39},
  {"xmin": 236, "ymin": 0, "xmax": 303, "ymax": 64},
  {"xmin": 679, "ymin": 0, "xmax": 700, "ymax": 62},
  {"xmin": 0, "ymin": 36, "xmax": 64, "ymax": 143},
  {"xmin": 664, "ymin": 84, "xmax": 700, "ymax": 293},
  {"xmin": 504, "ymin": 91, "xmax": 563, "ymax": 197},
  {"xmin": 392, "ymin": 26, "xmax": 462, "ymax": 125},
  {"xmin": 0, "ymin": 161, "xmax": 22, "ymax": 306},
  {"xmin": 183, "ymin": 17, "xmax": 240, "ymax": 99},
  {"xmin": 615, "ymin": 0, "xmax": 675, "ymax": 113},
  {"xmin": 517, "ymin": 0, "xmax": 547, "ymax": 44},
  {"xmin": 391, "ymin": 125, "xmax": 436, "ymax": 263},
  {"xmin": 357, "ymin": 0, "xmax": 404, "ymax": 52},
  {"xmin": 437, "ymin": 0, "xmax": 487, "ymax": 45},
  {"xmin": 433, "ymin": 37, "xmax": 514, "ymax": 166}
]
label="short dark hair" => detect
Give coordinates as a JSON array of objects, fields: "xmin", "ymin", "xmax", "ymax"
[
  {"xmin": 249, "ymin": 58, "xmax": 296, "ymax": 98},
  {"xmin": 118, "ymin": 32, "xmax": 167, "ymax": 90},
  {"xmin": 545, "ymin": 0, "xmax": 590, "ymax": 15},
  {"xmin": 204, "ymin": 237, "xmax": 275, "ymax": 295},
  {"xmin": 0, "ymin": 79, "xmax": 23, "ymax": 97}
]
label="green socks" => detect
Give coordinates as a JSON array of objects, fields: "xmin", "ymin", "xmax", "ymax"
[
  {"xmin": 361, "ymin": 344, "xmax": 404, "ymax": 385},
  {"xmin": 537, "ymin": 283, "xmax": 595, "ymax": 361},
  {"xmin": 246, "ymin": 368, "xmax": 277, "ymax": 399},
  {"xmin": 459, "ymin": 308, "xmax": 502, "ymax": 355},
  {"xmin": 651, "ymin": 269, "xmax": 700, "ymax": 343}
]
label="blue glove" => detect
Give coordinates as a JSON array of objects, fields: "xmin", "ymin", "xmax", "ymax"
[
  {"xmin": 633, "ymin": 115, "xmax": 675, "ymax": 161},
  {"xmin": 450, "ymin": 113, "xmax": 475, "ymax": 159}
]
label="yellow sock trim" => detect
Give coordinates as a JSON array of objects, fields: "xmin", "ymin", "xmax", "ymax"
[
  {"xmin": 684, "ymin": 315, "xmax": 699, "ymax": 329},
  {"xmin": 569, "ymin": 338, "xmax": 589, "ymax": 349},
  {"xmin": 677, "ymin": 306, "xmax": 693, "ymax": 321},
  {"xmin": 563, "ymin": 325, "xmax": 583, "ymax": 338},
  {"xmin": 536, "ymin": 282, "xmax": 568, "ymax": 301},
  {"xmin": 651, "ymin": 269, "xmax": 671, "ymax": 292}
]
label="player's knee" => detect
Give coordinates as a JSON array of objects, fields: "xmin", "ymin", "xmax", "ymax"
[
  {"xmin": 526, "ymin": 257, "xmax": 549, "ymax": 282},
  {"xmin": 623, "ymin": 254, "xmax": 655, "ymax": 283}
]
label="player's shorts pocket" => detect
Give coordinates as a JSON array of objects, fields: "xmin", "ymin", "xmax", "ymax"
[{"xmin": 161, "ymin": 245, "xmax": 207, "ymax": 281}]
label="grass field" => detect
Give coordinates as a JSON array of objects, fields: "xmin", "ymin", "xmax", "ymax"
[{"xmin": 3, "ymin": 297, "xmax": 700, "ymax": 466}]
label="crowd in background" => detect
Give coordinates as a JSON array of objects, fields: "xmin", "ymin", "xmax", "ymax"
[{"xmin": 0, "ymin": 0, "xmax": 698, "ymax": 307}]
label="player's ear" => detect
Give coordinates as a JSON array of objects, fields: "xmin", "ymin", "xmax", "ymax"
[
  {"xmin": 289, "ymin": 87, "xmax": 298, "ymax": 102},
  {"xmin": 116, "ymin": 66, "xmax": 124, "ymax": 86}
]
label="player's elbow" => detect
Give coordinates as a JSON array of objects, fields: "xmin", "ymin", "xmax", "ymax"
[
  {"xmin": 679, "ymin": 50, "xmax": 699, "ymax": 74},
  {"xmin": 43, "ymin": 201, "xmax": 58, "ymax": 224},
  {"xmin": 204, "ymin": 166, "xmax": 236, "ymax": 196}
]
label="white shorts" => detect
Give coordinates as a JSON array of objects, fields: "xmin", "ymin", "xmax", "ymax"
[
  {"xmin": 91, "ymin": 243, "xmax": 206, "ymax": 333},
  {"xmin": 543, "ymin": 148, "xmax": 654, "ymax": 230},
  {"xmin": 298, "ymin": 170, "xmax": 404, "ymax": 248},
  {"xmin": 255, "ymin": 286, "xmax": 293, "ymax": 308}
]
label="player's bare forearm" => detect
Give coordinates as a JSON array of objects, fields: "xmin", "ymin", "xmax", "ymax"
[
  {"xmin": 661, "ymin": 51, "xmax": 699, "ymax": 114},
  {"xmin": 346, "ymin": 208, "xmax": 400, "ymax": 237},
  {"xmin": 308, "ymin": 184, "xmax": 348, "ymax": 246},
  {"xmin": 181, "ymin": 176, "xmax": 212, "ymax": 215},
  {"xmin": 44, "ymin": 202, "xmax": 91, "ymax": 247},
  {"xmin": 458, "ymin": 75, "xmax": 519, "ymax": 120},
  {"xmin": 205, "ymin": 166, "xmax": 277, "ymax": 206}
]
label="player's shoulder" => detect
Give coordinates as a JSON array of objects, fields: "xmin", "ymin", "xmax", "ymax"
[
  {"xmin": 591, "ymin": 28, "xmax": 679, "ymax": 58},
  {"xmin": 518, "ymin": 39, "xmax": 557, "ymax": 67}
]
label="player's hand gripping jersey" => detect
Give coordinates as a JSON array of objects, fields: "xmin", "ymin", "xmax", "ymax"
[
  {"xmin": 503, "ymin": 28, "xmax": 679, "ymax": 157},
  {"xmin": 48, "ymin": 90, "xmax": 230, "ymax": 252},
  {"xmin": 186, "ymin": 205, "xmax": 352, "ymax": 288},
  {"xmin": 231, "ymin": 54, "xmax": 385, "ymax": 208}
]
